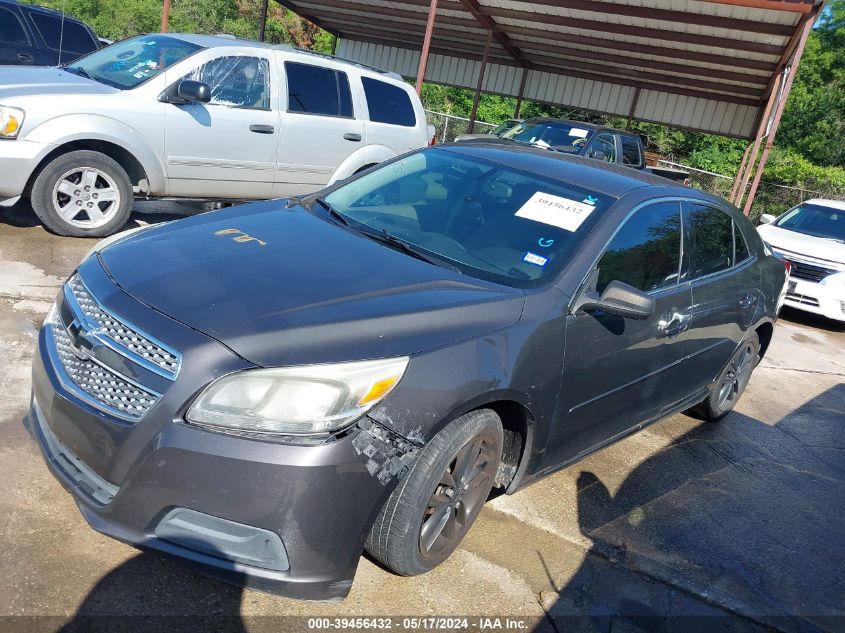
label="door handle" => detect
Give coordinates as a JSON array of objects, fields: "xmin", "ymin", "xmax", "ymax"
[
  {"xmin": 249, "ymin": 124, "xmax": 275, "ymax": 134},
  {"xmin": 739, "ymin": 293, "xmax": 756, "ymax": 309},
  {"xmin": 658, "ymin": 312, "xmax": 690, "ymax": 338},
  {"xmin": 17, "ymin": 53, "xmax": 34, "ymax": 63},
  {"xmin": 343, "ymin": 133, "xmax": 362, "ymax": 142}
]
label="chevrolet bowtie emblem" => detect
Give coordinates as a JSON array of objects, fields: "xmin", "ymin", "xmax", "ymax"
[
  {"xmin": 214, "ymin": 228, "xmax": 267, "ymax": 246},
  {"xmin": 67, "ymin": 319, "xmax": 103, "ymax": 361}
]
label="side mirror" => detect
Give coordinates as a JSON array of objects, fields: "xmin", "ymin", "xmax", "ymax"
[
  {"xmin": 572, "ymin": 280, "xmax": 656, "ymax": 320},
  {"xmin": 177, "ymin": 80, "xmax": 211, "ymax": 103},
  {"xmin": 759, "ymin": 213, "xmax": 776, "ymax": 225}
]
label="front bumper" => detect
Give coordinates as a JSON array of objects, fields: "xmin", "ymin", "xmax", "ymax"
[
  {"xmin": 26, "ymin": 325, "xmax": 396, "ymax": 601},
  {"xmin": 784, "ymin": 277, "xmax": 845, "ymax": 322},
  {"xmin": 0, "ymin": 138, "xmax": 51, "ymax": 199}
]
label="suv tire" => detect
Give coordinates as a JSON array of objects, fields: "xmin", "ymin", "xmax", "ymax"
[
  {"xmin": 365, "ymin": 409, "xmax": 503, "ymax": 576},
  {"xmin": 31, "ymin": 150, "xmax": 133, "ymax": 237}
]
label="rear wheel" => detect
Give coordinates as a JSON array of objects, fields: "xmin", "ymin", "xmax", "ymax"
[
  {"xmin": 30, "ymin": 150, "xmax": 133, "ymax": 237},
  {"xmin": 696, "ymin": 332, "xmax": 759, "ymax": 421},
  {"xmin": 365, "ymin": 409, "xmax": 502, "ymax": 576}
]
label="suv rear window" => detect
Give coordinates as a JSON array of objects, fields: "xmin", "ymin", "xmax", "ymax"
[
  {"xmin": 29, "ymin": 12, "xmax": 95, "ymax": 54},
  {"xmin": 0, "ymin": 7, "xmax": 29, "ymax": 45},
  {"xmin": 285, "ymin": 62, "xmax": 353, "ymax": 118},
  {"xmin": 362, "ymin": 77, "xmax": 416, "ymax": 127}
]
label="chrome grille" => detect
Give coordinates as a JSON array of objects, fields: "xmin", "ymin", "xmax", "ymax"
[
  {"xmin": 50, "ymin": 310, "xmax": 159, "ymax": 418},
  {"xmin": 68, "ymin": 275, "xmax": 179, "ymax": 376},
  {"xmin": 783, "ymin": 258, "xmax": 837, "ymax": 283}
]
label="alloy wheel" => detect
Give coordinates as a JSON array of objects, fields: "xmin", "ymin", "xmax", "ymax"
[
  {"xmin": 418, "ymin": 434, "xmax": 497, "ymax": 559},
  {"xmin": 717, "ymin": 343, "xmax": 755, "ymax": 410},
  {"xmin": 52, "ymin": 167, "xmax": 122, "ymax": 229}
]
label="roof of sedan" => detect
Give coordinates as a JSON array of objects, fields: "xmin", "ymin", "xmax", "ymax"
[
  {"xmin": 521, "ymin": 118, "xmax": 633, "ymax": 136},
  {"xmin": 441, "ymin": 140, "xmax": 681, "ymax": 199}
]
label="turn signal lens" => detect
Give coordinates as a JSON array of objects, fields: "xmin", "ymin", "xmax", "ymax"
[{"xmin": 0, "ymin": 106, "xmax": 24, "ymax": 138}]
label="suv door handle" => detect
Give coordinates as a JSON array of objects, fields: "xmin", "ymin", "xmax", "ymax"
[
  {"xmin": 343, "ymin": 133, "xmax": 362, "ymax": 142},
  {"xmin": 249, "ymin": 124, "xmax": 275, "ymax": 134},
  {"xmin": 17, "ymin": 53, "xmax": 34, "ymax": 63}
]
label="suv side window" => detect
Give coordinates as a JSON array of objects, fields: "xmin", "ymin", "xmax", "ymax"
[
  {"xmin": 362, "ymin": 77, "xmax": 415, "ymax": 126},
  {"xmin": 686, "ymin": 203, "xmax": 733, "ymax": 277},
  {"xmin": 29, "ymin": 13, "xmax": 95, "ymax": 54},
  {"xmin": 185, "ymin": 56, "xmax": 270, "ymax": 109},
  {"xmin": 620, "ymin": 135, "xmax": 643, "ymax": 167},
  {"xmin": 0, "ymin": 7, "xmax": 30, "ymax": 45},
  {"xmin": 285, "ymin": 61, "xmax": 353, "ymax": 118},
  {"xmin": 596, "ymin": 201, "xmax": 682, "ymax": 293},
  {"xmin": 586, "ymin": 133, "xmax": 617, "ymax": 163}
]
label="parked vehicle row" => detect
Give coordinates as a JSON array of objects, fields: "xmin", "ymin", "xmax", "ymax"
[
  {"xmin": 0, "ymin": 33, "xmax": 434, "ymax": 236},
  {"xmin": 456, "ymin": 117, "xmax": 690, "ymax": 184},
  {"xmin": 26, "ymin": 141, "xmax": 787, "ymax": 600}
]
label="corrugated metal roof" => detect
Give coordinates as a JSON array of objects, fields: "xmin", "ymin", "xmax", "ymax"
[{"xmin": 288, "ymin": 0, "xmax": 823, "ymax": 138}]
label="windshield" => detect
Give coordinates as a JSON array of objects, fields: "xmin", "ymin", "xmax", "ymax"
[
  {"xmin": 64, "ymin": 35, "xmax": 203, "ymax": 90},
  {"xmin": 774, "ymin": 203, "xmax": 845, "ymax": 241},
  {"xmin": 490, "ymin": 119, "xmax": 520, "ymax": 136},
  {"xmin": 499, "ymin": 120, "xmax": 594, "ymax": 153},
  {"xmin": 319, "ymin": 148, "xmax": 614, "ymax": 287}
]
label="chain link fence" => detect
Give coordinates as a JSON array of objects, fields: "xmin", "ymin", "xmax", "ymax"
[
  {"xmin": 425, "ymin": 110, "xmax": 497, "ymax": 144},
  {"xmin": 658, "ymin": 160, "xmax": 845, "ymax": 220}
]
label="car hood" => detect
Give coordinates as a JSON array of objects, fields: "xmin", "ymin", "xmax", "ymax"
[
  {"xmin": 0, "ymin": 66, "xmax": 118, "ymax": 100},
  {"xmin": 757, "ymin": 224, "xmax": 845, "ymax": 266},
  {"xmin": 98, "ymin": 201, "xmax": 525, "ymax": 367}
]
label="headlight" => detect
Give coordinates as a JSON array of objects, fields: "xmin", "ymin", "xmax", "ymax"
[
  {"xmin": 81, "ymin": 223, "xmax": 154, "ymax": 263},
  {"xmin": 186, "ymin": 357, "xmax": 409, "ymax": 437},
  {"xmin": 820, "ymin": 271, "xmax": 845, "ymax": 288},
  {"xmin": 0, "ymin": 106, "xmax": 25, "ymax": 139}
]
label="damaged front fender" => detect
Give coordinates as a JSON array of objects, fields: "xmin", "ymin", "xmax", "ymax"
[{"xmin": 352, "ymin": 417, "xmax": 420, "ymax": 485}]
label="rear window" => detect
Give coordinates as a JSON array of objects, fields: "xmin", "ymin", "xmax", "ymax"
[
  {"xmin": 29, "ymin": 12, "xmax": 95, "ymax": 54},
  {"xmin": 0, "ymin": 7, "xmax": 29, "ymax": 45},
  {"xmin": 285, "ymin": 62, "xmax": 353, "ymax": 118},
  {"xmin": 362, "ymin": 77, "xmax": 416, "ymax": 127},
  {"xmin": 686, "ymin": 203, "xmax": 733, "ymax": 278}
]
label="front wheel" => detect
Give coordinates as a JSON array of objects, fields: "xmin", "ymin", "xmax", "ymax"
[
  {"xmin": 30, "ymin": 150, "xmax": 133, "ymax": 237},
  {"xmin": 365, "ymin": 409, "xmax": 503, "ymax": 576},
  {"xmin": 696, "ymin": 332, "xmax": 759, "ymax": 421}
]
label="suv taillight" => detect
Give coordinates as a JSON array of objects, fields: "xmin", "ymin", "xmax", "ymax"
[{"xmin": 429, "ymin": 135, "xmax": 436, "ymax": 146}]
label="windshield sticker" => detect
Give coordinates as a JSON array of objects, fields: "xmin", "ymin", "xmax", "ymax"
[
  {"xmin": 583, "ymin": 194, "xmax": 599, "ymax": 205},
  {"xmin": 538, "ymin": 237, "xmax": 554, "ymax": 248},
  {"xmin": 569, "ymin": 128, "xmax": 590, "ymax": 138},
  {"xmin": 515, "ymin": 192, "xmax": 596, "ymax": 232},
  {"xmin": 523, "ymin": 252, "xmax": 548, "ymax": 267}
]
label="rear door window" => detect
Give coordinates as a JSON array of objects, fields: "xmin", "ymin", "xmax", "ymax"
[
  {"xmin": 0, "ymin": 7, "xmax": 30, "ymax": 45},
  {"xmin": 685, "ymin": 203, "xmax": 734, "ymax": 277},
  {"xmin": 29, "ymin": 13, "xmax": 95, "ymax": 54},
  {"xmin": 362, "ymin": 77, "xmax": 416, "ymax": 126},
  {"xmin": 596, "ymin": 201, "xmax": 682, "ymax": 293},
  {"xmin": 734, "ymin": 223, "xmax": 750, "ymax": 263},
  {"xmin": 620, "ymin": 135, "xmax": 643, "ymax": 167},
  {"xmin": 285, "ymin": 61, "xmax": 353, "ymax": 118}
]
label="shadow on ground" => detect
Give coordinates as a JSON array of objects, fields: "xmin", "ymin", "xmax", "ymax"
[{"xmin": 537, "ymin": 384, "xmax": 845, "ymax": 633}]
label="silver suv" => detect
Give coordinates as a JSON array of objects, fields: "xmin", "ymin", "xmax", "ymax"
[{"xmin": 0, "ymin": 33, "xmax": 433, "ymax": 236}]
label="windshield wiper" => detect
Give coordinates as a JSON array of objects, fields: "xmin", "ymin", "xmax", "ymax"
[
  {"xmin": 357, "ymin": 228, "xmax": 463, "ymax": 274},
  {"xmin": 312, "ymin": 197, "xmax": 350, "ymax": 227},
  {"xmin": 64, "ymin": 66, "xmax": 94, "ymax": 80}
]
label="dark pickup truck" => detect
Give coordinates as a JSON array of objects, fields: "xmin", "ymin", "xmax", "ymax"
[{"xmin": 457, "ymin": 117, "xmax": 689, "ymax": 184}]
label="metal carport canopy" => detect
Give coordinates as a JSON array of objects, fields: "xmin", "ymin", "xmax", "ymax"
[{"xmin": 276, "ymin": 0, "xmax": 823, "ymax": 140}]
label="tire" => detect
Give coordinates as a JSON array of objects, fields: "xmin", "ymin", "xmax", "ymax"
[
  {"xmin": 30, "ymin": 150, "xmax": 133, "ymax": 237},
  {"xmin": 365, "ymin": 409, "xmax": 503, "ymax": 576},
  {"xmin": 695, "ymin": 332, "xmax": 760, "ymax": 422}
]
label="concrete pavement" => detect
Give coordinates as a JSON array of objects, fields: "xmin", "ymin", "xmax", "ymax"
[{"xmin": 0, "ymin": 202, "xmax": 842, "ymax": 633}]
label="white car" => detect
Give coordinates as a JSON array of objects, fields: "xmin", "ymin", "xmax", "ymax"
[
  {"xmin": 0, "ymin": 33, "xmax": 434, "ymax": 237},
  {"xmin": 758, "ymin": 199, "xmax": 845, "ymax": 322}
]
